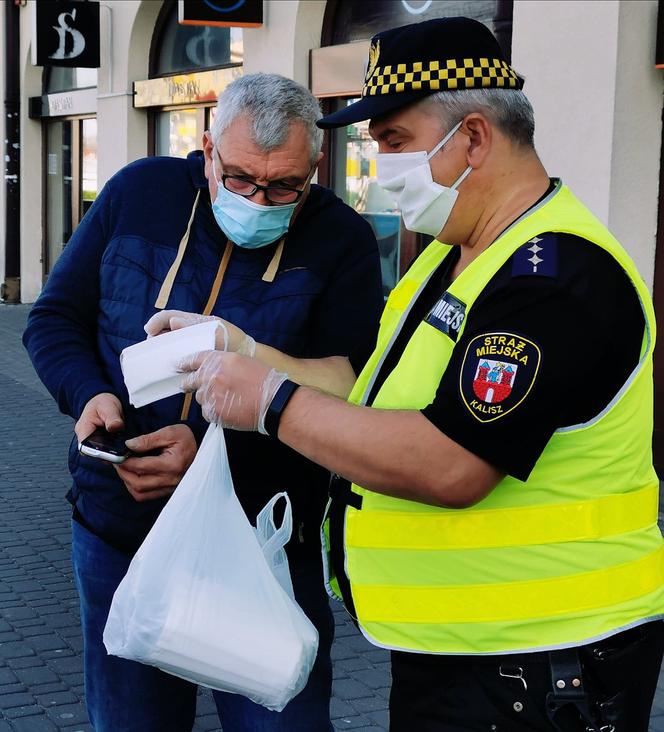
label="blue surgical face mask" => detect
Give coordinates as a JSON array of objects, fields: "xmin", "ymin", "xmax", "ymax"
[{"xmin": 211, "ymin": 155, "xmax": 298, "ymax": 249}]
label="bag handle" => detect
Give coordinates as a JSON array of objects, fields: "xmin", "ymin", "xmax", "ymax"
[{"xmin": 256, "ymin": 492, "xmax": 293, "ymax": 557}]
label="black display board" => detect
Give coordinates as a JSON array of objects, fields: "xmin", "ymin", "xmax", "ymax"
[
  {"xmin": 178, "ymin": 0, "xmax": 263, "ymax": 28},
  {"xmin": 32, "ymin": 1, "xmax": 100, "ymax": 68}
]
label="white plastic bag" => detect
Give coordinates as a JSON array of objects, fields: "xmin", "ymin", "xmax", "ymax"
[{"xmin": 102, "ymin": 424, "xmax": 319, "ymax": 711}]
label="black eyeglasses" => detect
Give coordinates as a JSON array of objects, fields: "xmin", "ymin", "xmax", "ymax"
[
  {"xmin": 220, "ymin": 174, "xmax": 308, "ymax": 205},
  {"xmin": 214, "ymin": 149, "xmax": 313, "ymax": 204}
]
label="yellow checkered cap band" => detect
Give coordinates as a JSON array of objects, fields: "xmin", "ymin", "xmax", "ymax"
[{"xmin": 363, "ymin": 57, "xmax": 521, "ymax": 97}]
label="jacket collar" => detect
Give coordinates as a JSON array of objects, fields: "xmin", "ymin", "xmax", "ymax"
[{"xmin": 186, "ymin": 150, "xmax": 210, "ymax": 190}]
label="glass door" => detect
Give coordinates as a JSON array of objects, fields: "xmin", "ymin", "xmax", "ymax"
[
  {"xmin": 45, "ymin": 116, "xmax": 98, "ymax": 275},
  {"xmin": 46, "ymin": 120, "xmax": 73, "ymax": 275}
]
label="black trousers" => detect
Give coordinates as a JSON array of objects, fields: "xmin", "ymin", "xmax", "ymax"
[{"xmin": 389, "ymin": 621, "xmax": 664, "ymax": 732}]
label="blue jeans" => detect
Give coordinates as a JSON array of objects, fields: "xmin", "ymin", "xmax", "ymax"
[{"xmin": 71, "ymin": 519, "xmax": 334, "ymax": 732}]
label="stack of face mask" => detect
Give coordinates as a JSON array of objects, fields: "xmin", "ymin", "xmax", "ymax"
[
  {"xmin": 120, "ymin": 320, "xmax": 219, "ymax": 407},
  {"xmin": 149, "ymin": 570, "xmax": 314, "ymax": 703}
]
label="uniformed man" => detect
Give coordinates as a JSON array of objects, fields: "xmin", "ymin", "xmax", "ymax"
[{"xmin": 176, "ymin": 17, "xmax": 664, "ymax": 732}]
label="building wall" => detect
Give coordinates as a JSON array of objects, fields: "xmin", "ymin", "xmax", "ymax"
[
  {"xmin": 610, "ymin": 0, "xmax": 662, "ymax": 290},
  {"xmin": 20, "ymin": 3, "xmax": 45, "ymax": 304},
  {"xmin": 96, "ymin": 0, "xmax": 160, "ymax": 189},
  {"xmin": 243, "ymin": 0, "xmax": 325, "ymax": 85},
  {"xmin": 512, "ymin": 0, "xmax": 663, "ymax": 289}
]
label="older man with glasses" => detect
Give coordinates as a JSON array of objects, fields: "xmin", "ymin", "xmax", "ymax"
[{"xmin": 23, "ymin": 73, "xmax": 383, "ymax": 732}]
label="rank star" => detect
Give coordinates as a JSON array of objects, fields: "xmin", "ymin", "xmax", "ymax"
[
  {"xmin": 528, "ymin": 241, "xmax": 544, "ymax": 272},
  {"xmin": 528, "ymin": 253, "xmax": 543, "ymax": 271}
]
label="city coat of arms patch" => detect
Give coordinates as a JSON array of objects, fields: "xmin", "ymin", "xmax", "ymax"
[{"xmin": 460, "ymin": 332, "xmax": 541, "ymax": 423}]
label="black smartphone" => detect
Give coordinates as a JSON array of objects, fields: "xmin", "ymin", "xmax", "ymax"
[{"xmin": 78, "ymin": 428, "xmax": 132, "ymax": 464}]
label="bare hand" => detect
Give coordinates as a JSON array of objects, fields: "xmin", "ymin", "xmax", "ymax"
[
  {"xmin": 179, "ymin": 351, "xmax": 285, "ymax": 432},
  {"xmin": 75, "ymin": 393, "xmax": 124, "ymax": 442},
  {"xmin": 144, "ymin": 310, "xmax": 255, "ymax": 355},
  {"xmin": 116, "ymin": 424, "xmax": 197, "ymax": 502}
]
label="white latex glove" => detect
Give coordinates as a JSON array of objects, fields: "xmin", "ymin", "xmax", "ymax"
[
  {"xmin": 179, "ymin": 351, "xmax": 287, "ymax": 434},
  {"xmin": 144, "ymin": 310, "xmax": 256, "ymax": 357}
]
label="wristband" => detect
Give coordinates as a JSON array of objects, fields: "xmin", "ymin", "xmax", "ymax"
[{"xmin": 264, "ymin": 379, "xmax": 300, "ymax": 437}]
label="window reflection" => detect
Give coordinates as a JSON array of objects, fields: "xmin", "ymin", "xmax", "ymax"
[
  {"xmin": 156, "ymin": 109, "xmax": 200, "ymax": 158},
  {"xmin": 329, "ymin": 0, "xmax": 512, "ymax": 58},
  {"xmin": 155, "ymin": 4, "xmax": 243, "ymax": 75},
  {"xmin": 82, "ymin": 118, "xmax": 97, "ymax": 215},
  {"xmin": 333, "ymin": 101, "xmax": 401, "ymax": 298}
]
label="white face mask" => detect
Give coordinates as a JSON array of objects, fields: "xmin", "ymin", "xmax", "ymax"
[{"xmin": 376, "ymin": 121, "xmax": 472, "ymax": 238}]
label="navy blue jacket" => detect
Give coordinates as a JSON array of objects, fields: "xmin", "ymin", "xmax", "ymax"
[{"xmin": 23, "ymin": 151, "xmax": 383, "ymax": 554}]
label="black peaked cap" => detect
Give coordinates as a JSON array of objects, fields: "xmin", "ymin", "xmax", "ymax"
[{"xmin": 317, "ymin": 17, "xmax": 523, "ymax": 130}]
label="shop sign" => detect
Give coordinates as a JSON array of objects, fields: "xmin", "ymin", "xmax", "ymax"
[
  {"xmin": 28, "ymin": 88, "xmax": 97, "ymax": 119},
  {"xmin": 178, "ymin": 0, "xmax": 263, "ymax": 28},
  {"xmin": 31, "ymin": 1, "xmax": 100, "ymax": 68},
  {"xmin": 134, "ymin": 67, "xmax": 243, "ymax": 108}
]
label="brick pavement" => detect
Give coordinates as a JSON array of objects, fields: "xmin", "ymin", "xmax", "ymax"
[{"xmin": 0, "ymin": 302, "xmax": 663, "ymax": 732}]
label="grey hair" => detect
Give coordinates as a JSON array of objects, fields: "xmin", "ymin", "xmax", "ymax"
[
  {"xmin": 422, "ymin": 89, "xmax": 535, "ymax": 148},
  {"xmin": 210, "ymin": 73, "xmax": 323, "ymax": 163}
]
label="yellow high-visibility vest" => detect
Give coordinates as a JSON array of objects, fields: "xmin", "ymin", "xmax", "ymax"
[{"xmin": 325, "ymin": 182, "xmax": 664, "ymax": 654}]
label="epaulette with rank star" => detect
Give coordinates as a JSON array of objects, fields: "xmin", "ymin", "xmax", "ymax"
[{"xmin": 511, "ymin": 232, "xmax": 558, "ymax": 278}]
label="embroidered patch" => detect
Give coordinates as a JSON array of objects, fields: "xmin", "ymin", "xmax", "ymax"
[
  {"xmin": 424, "ymin": 292, "xmax": 467, "ymax": 342},
  {"xmin": 512, "ymin": 233, "xmax": 558, "ymax": 278},
  {"xmin": 460, "ymin": 332, "xmax": 541, "ymax": 422}
]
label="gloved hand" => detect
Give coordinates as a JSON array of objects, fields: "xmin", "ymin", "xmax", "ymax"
[
  {"xmin": 144, "ymin": 310, "xmax": 256, "ymax": 357},
  {"xmin": 179, "ymin": 351, "xmax": 288, "ymax": 434}
]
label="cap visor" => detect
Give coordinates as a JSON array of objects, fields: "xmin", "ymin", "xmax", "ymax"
[{"xmin": 317, "ymin": 90, "xmax": 431, "ymax": 129}]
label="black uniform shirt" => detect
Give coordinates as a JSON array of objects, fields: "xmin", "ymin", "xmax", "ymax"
[{"xmin": 367, "ymin": 225, "xmax": 644, "ymax": 482}]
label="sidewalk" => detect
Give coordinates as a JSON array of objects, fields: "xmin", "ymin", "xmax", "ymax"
[{"xmin": 0, "ymin": 302, "xmax": 661, "ymax": 731}]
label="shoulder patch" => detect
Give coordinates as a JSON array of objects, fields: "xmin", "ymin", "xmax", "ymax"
[
  {"xmin": 424, "ymin": 291, "xmax": 467, "ymax": 342},
  {"xmin": 460, "ymin": 332, "xmax": 541, "ymax": 422},
  {"xmin": 512, "ymin": 233, "xmax": 558, "ymax": 278}
]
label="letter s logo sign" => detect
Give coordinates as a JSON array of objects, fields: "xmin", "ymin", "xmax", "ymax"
[{"xmin": 49, "ymin": 9, "xmax": 86, "ymax": 61}]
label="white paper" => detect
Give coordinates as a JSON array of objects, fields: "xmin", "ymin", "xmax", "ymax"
[{"xmin": 120, "ymin": 320, "xmax": 219, "ymax": 408}]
